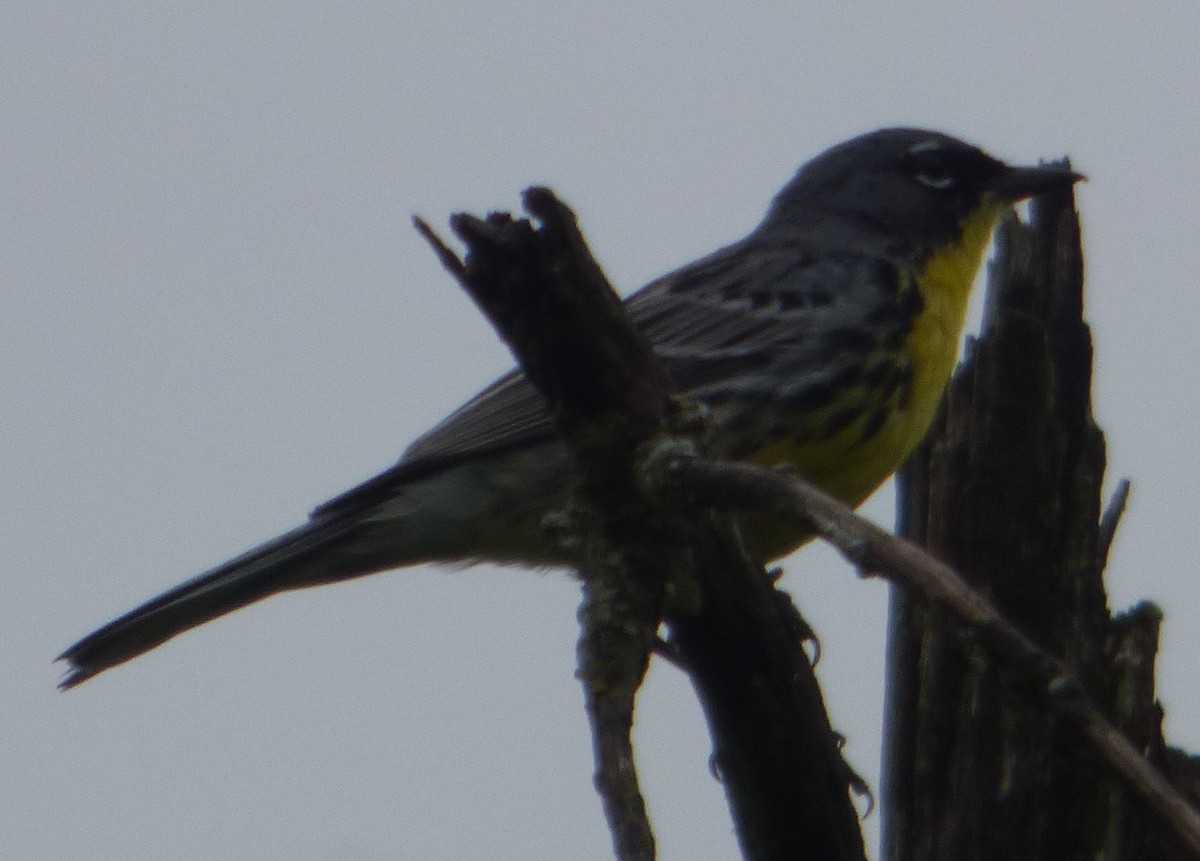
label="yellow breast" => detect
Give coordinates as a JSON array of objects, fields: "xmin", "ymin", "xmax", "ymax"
[
  {"xmin": 896, "ymin": 201, "xmax": 1006, "ymax": 469},
  {"xmin": 744, "ymin": 202, "xmax": 1006, "ymax": 558}
]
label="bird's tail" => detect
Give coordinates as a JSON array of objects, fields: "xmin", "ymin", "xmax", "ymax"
[{"xmin": 57, "ymin": 518, "xmax": 370, "ymax": 688}]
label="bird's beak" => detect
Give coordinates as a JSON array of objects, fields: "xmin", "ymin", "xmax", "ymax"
[{"xmin": 988, "ymin": 163, "xmax": 1085, "ymax": 202}]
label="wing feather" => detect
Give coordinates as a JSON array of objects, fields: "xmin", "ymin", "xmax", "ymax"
[{"xmin": 314, "ymin": 236, "xmax": 904, "ymax": 519}]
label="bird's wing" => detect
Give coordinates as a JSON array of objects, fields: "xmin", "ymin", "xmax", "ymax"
[{"xmin": 312, "ymin": 237, "xmax": 900, "ymax": 519}]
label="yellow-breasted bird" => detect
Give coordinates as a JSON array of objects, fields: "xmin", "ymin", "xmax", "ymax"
[{"xmin": 58, "ymin": 128, "xmax": 1081, "ymax": 687}]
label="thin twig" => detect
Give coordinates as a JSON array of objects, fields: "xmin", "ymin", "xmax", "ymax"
[
  {"xmin": 578, "ymin": 578, "xmax": 658, "ymax": 861},
  {"xmin": 412, "ymin": 215, "xmax": 466, "ymax": 277},
  {"xmin": 1098, "ymin": 478, "xmax": 1132, "ymax": 571}
]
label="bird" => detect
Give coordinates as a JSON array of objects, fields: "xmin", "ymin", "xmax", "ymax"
[{"xmin": 58, "ymin": 128, "xmax": 1082, "ymax": 688}]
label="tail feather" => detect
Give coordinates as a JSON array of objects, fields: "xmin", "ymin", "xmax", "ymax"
[
  {"xmin": 57, "ymin": 447, "xmax": 557, "ymax": 688},
  {"xmin": 57, "ymin": 519, "xmax": 360, "ymax": 688}
]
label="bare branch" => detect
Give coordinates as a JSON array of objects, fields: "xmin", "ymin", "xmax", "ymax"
[
  {"xmin": 422, "ymin": 191, "xmax": 664, "ymax": 861},
  {"xmin": 421, "ymin": 188, "xmax": 868, "ymax": 861},
  {"xmin": 664, "ymin": 456, "xmax": 1200, "ymax": 857}
]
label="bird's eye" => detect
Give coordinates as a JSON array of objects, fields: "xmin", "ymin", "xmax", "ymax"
[
  {"xmin": 905, "ymin": 141, "xmax": 957, "ymax": 190},
  {"xmin": 914, "ymin": 166, "xmax": 955, "ymax": 190}
]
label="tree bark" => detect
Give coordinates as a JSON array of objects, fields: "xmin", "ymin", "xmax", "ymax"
[{"xmin": 882, "ymin": 177, "xmax": 1192, "ymax": 859}]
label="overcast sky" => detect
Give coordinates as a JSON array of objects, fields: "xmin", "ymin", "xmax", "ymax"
[{"xmin": 5, "ymin": 5, "xmax": 1200, "ymax": 860}]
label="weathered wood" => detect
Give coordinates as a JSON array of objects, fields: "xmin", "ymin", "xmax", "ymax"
[
  {"xmin": 665, "ymin": 455, "xmax": 1200, "ymax": 855},
  {"xmin": 421, "ymin": 189, "xmax": 867, "ymax": 861},
  {"xmin": 882, "ymin": 178, "xmax": 1193, "ymax": 859}
]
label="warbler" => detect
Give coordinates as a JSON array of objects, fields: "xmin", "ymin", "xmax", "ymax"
[{"xmin": 58, "ymin": 128, "xmax": 1081, "ymax": 687}]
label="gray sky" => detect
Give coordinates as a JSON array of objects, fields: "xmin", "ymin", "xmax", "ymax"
[{"xmin": 5, "ymin": 5, "xmax": 1199, "ymax": 860}]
